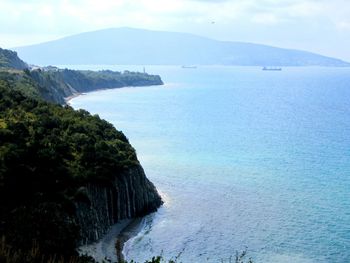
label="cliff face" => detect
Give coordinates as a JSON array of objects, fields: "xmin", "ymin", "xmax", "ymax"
[
  {"xmin": 75, "ymin": 165, "xmax": 162, "ymax": 245},
  {"xmin": 0, "ymin": 83, "xmax": 162, "ymax": 255},
  {"xmin": 0, "ymin": 47, "xmax": 163, "ymax": 105},
  {"xmin": 0, "ymin": 48, "xmax": 164, "ymax": 257},
  {"xmin": 59, "ymin": 69, "xmax": 164, "ymax": 93},
  {"xmin": 28, "ymin": 68, "xmax": 163, "ymax": 104}
]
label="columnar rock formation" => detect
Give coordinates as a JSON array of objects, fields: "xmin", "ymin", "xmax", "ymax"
[{"xmin": 75, "ymin": 166, "xmax": 162, "ymax": 244}]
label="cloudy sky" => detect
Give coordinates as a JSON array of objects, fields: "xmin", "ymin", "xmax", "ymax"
[{"xmin": 1, "ymin": 0, "xmax": 350, "ymax": 61}]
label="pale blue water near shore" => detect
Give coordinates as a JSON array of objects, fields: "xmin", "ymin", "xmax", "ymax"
[{"xmin": 68, "ymin": 65, "xmax": 350, "ymax": 263}]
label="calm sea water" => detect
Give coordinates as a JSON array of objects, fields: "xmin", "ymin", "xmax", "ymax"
[{"xmin": 69, "ymin": 65, "xmax": 350, "ymax": 263}]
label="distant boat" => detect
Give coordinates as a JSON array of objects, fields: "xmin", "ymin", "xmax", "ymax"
[
  {"xmin": 182, "ymin": 65, "xmax": 197, "ymax": 69},
  {"xmin": 262, "ymin": 67, "xmax": 282, "ymax": 71}
]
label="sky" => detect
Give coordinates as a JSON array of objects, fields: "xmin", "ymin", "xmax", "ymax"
[{"xmin": 1, "ymin": 0, "xmax": 350, "ymax": 61}]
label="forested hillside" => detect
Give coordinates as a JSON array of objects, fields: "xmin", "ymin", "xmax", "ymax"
[
  {"xmin": 0, "ymin": 68, "xmax": 163, "ymax": 105},
  {"xmin": 1, "ymin": 47, "xmax": 163, "ymax": 105},
  {"xmin": 0, "ymin": 50, "xmax": 163, "ymax": 262},
  {"xmin": 0, "ymin": 48, "xmax": 28, "ymax": 69}
]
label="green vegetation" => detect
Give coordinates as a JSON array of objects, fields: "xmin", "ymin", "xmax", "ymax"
[
  {"xmin": 0, "ymin": 48, "xmax": 253, "ymax": 263},
  {"xmin": 0, "ymin": 48, "xmax": 165, "ymax": 262},
  {"xmin": 28, "ymin": 68, "xmax": 163, "ymax": 104},
  {"xmin": 0, "ymin": 47, "xmax": 163, "ymax": 105},
  {"xmin": 58, "ymin": 69, "xmax": 164, "ymax": 92},
  {"xmin": 0, "ymin": 48, "xmax": 28, "ymax": 69},
  {"xmin": 0, "ymin": 70, "xmax": 49, "ymax": 100},
  {"xmin": 0, "ymin": 237, "xmax": 95, "ymax": 263},
  {"xmin": 0, "ymin": 80, "xmax": 138, "ymax": 259},
  {"xmin": 0, "ymin": 68, "xmax": 163, "ymax": 105}
]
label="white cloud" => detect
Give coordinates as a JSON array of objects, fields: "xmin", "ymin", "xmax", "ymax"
[
  {"xmin": 1, "ymin": 0, "xmax": 350, "ymax": 60},
  {"xmin": 251, "ymin": 13, "xmax": 281, "ymax": 25}
]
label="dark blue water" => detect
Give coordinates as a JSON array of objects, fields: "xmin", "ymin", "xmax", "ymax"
[{"xmin": 70, "ymin": 66, "xmax": 350, "ymax": 262}]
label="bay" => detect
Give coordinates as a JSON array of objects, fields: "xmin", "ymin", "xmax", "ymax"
[{"xmin": 69, "ymin": 65, "xmax": 350, "ymax": 263}]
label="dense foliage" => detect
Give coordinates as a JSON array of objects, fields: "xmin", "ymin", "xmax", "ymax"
[
  {"xmin": 21, "ymin": 68, "xmax": 163, "ymax": 104},
  {"xmin": 0, "ymin": 70, "xmax": 49, "ymax": 100},
  {"xmin": 0, "ymin": 48, "xmax": 28, "ymax": 70},
  {"xmin": 0, "ymin": 48, "xmax": 253, "ymax": 263},
  {"xmin": 58, "ymin": 69, "xmax": 164, "ymax": 92},
  {"xmin": 2, "ymin": 47, "xmax": 163, "ymax": 105},
  {"xmin": 0, "ymin": 80, "xmax": 138, "ymax": 257},
  {"xmin": 0, "ymin": 47, "xmax": 164, "ymax": 261}
]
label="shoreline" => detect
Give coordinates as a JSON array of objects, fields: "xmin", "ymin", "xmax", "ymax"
[
  {"xmin": 64, "ymin": 83, "xmax": 165, "ymax": 106},
  {"xmin": 64, "ymin": 92, "xmax": 84, "ymax": 105},
  {"xmin": 69, "ymin": 85, "xmax": 164, "ymax": 262},
  {"xmin": 78, "ymin": 218, "xmax": 144, "ymax": 263},
  {"xmin": 117, "ymin": 218, "xmax": 144, "ymax": 262}
]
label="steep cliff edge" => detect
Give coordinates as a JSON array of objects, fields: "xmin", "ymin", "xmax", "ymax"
[
  {"xmin": 29, "ymin": 68, "xmax": 163, "ymax": 104},
  {"xmin": 0, "ymin": 80, "xmax": 162, "ymax": 258},
  {"xmin": 1, "ymin": 47, "xmax": 163, "ymax": 105},
  {"xmin": 75, "ymin": 165, "xmax": 161, "ymax": 244}
]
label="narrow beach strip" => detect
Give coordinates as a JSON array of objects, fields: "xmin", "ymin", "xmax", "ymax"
[
  {"xmin": 78, "ymin": 218, "xmax": 144, "ymax": 263},
  {"xmin": 116, "ymin": 218, "xmax": 144, "ymax": 262}
]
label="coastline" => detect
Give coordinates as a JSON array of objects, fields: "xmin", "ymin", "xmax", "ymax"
[
  {"xmin": 64, "ymin": 87, "xmax": 143, "ymax": 105},
  {"xmin": 68, "ymin": 86, "xmax": 163, "ymax": 262},
  {"xmin": 117, "ymin": 218, "xmax": 145, "ymax": 262},
  {"xmin": 78, "ymin": 218, "xmax": 144, "ymax": 262},
  {"xmin": 64, "ymin": 83, "xmax": 165, "ymax": 106},
  {"xmin": 64, "ymin": 92, "xmax": 84, "ymax": 105}
]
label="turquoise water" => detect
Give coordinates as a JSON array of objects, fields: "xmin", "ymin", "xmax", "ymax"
[{"xmin": 69, "ymin": 66, "xmax": 350, "ymax": 263}]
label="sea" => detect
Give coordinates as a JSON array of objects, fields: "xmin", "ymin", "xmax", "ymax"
[{"xmin": 67, "ymin": 65, "xmax": 350, "ymax": 263}]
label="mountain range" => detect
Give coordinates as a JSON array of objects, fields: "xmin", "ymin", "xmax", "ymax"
[{"xmin": 14, "ymin": 27, "xmax": 350, "ymax": 67}]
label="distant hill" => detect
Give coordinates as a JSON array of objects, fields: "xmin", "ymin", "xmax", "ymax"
[
  {"xmin": 14, "ymin": 27, "xmax": 350, "ymax": 66},
  {"xmin": 0, "ymin": 47, "xmax": 28, "ymax": 69}
]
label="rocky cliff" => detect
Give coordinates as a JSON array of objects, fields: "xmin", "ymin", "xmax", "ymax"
[
  {"xmin": 0, "ymin": 81, "xmax": 162, "ymax": 256},
  {"xmin": 28, "ymin": 68, "xmax": 163, "ymax": 104},
  {"xmin": 75, "ymin": 165, "xmax": 161, "ymax": 244}
]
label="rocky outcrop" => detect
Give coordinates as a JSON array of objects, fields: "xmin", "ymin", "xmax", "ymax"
[
  {"xmin": 28, "ymin": 68, "xmax": 163, "ymax": 105},
  {"xmin": 0, "ymin": 47, "xmax": 164, "ymax": 250},
  {"xmin": 0, "ymin": 48, "xmax": 28, "ymax": 69},
  {"xmin": 74, "ymin": 165, "xmax": 162, "ymax": 245}
]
